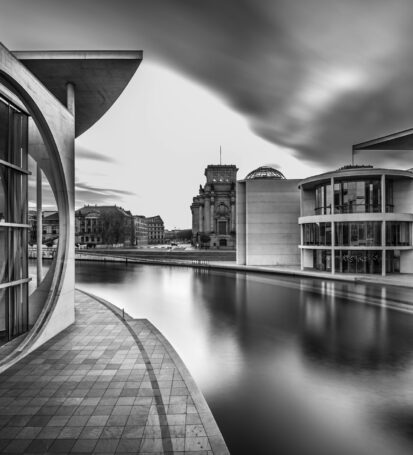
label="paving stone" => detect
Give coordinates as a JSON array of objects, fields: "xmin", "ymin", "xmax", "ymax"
[{"xmin": 0, "ymin": 291, "xmax": 228, "ymax": 454}]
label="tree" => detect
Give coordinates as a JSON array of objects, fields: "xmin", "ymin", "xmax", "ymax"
[{"xmin": 100, "ymin": 211, "xmax": 132, "ymax": 245}]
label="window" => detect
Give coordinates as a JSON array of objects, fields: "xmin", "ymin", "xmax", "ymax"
[
  {"xmin": 335, "ymin": 222, "xmax": 381, "ymax": 246},
  {"xmin": 386, "ymin": 222, "xmax": 411, "ymax": 246},
  {"xmin": 0, "ymin": 96, "xmax": 29, "ymax": 342},
  {"xmin": 303, "ymin": 223, "xmax": 332, "ymax": 246}
]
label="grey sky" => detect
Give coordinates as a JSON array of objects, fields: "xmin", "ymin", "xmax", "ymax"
[{"xmin": 2, "ymin": 0, "xmax": 413, "ymax": 227}]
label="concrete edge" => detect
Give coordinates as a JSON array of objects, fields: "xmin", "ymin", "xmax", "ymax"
[
  {"xmin": 145, "ymin": 320, "xmax": 230, "ymax": 455},
  {"xmin": 75, "ymin": 288, "xmax": 230, "ymax": 455},
  {"xmin": 74, "ymin": 252, "xmax": 413, "ymax": 290}
]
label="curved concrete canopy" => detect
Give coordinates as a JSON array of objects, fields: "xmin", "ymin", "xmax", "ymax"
[
  {"xmin": 354, "ymin": 127, "xmax": 413, "ymax": 151},
  {"xmin": 13, "ymin": 50, "xmax": 143, "ymax": 137}
]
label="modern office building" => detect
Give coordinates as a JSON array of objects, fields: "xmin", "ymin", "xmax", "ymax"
[
  {"xmin": 237, "ymin": 166, "xmax": 301, "ymax": 265},
  {"xmin": 300, "ymin": 164, "xmax": 413, "ymax": 275},
  {"xmin": 0, "ymin": 43, "xmax": 142, "ymax": 369},
  {"xmin": 191, "ymin": 164, "xmax": 237, "ymax": 249},
  {"xmin": 237, "ymin": 156, "xmax": 413, "ymax": 276},
  {"xmin": 147, "ymin": 215, "xmax": 165, "ymax": 244}
]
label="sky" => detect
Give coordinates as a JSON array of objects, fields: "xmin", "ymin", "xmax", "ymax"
[{"xmin": 2, "ymin": 0, "xmax": 413, "ymax": 228}]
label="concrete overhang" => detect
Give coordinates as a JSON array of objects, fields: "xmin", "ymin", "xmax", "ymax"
[
  {"xmin": 353, "ymin": 128, "xmax": 413, "ymax": 151},
  {"xmin": 299, "ymin": 168, "xmax": 413, "ymax": 189},
  {"xmin": 13, "ymin": 50, "xmax": 143, "ymax": 137}
]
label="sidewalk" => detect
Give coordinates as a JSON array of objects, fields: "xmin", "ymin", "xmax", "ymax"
[{"xmin": 0, "ymin": 290, "xmax": 228, "ymax": 454}]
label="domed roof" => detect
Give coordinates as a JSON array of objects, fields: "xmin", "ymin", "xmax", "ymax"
[{"xmin": 245, "ymin": 166, "xmax": 286, "ymax": 180}]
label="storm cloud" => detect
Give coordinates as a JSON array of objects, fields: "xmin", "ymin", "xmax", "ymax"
[{"xmin": 3, "ymin": 0, "xmax": 413, "ymax": 168}]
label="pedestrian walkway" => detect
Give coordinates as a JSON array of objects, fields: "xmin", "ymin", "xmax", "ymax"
[{"xmin": 0, "ymin": 290, "xmax": 229, "ymax": 454}]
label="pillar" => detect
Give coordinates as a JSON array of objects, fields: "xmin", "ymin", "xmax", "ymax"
[
  {"xmin": 199, "ymin": 204, "xmax": 203, "ymax": 232},
  {"xmin": 230, "ymin": 201, "xmax": 235, "ymax": 232},
  {"xmin": 210, "ymin": 199, "xmax": 215, "ymax": 232},
  {"xmin": 204, "ymin": 198, "xmax": 210, "ymax": 233},
  {"xmin": 36, "ymin": 165, "xmax": 42, "ymax": 286},
  {"xmin": 66, "ymin": 82, "xmax": 75, "ymax": 116},
  {"xmin": 330, "ymin": 177, "xmax": 335, "ymax": 274},
  {"xmin": 381, "ymin": 174, "xmax": 386, "ymax": 276}
]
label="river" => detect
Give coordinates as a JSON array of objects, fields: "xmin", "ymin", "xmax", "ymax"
[{"xmin": 30, "ymin": 260, "xmax": 413, "ymax": 455}]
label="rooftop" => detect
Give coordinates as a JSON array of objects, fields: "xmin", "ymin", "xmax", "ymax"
[
  {"xmin": 13, "ymin": 50, "xmax": 143, "ymax": 137},
  {"xmin": 245, "ymin": 165, "xmax": 286, "ymax": 180}
]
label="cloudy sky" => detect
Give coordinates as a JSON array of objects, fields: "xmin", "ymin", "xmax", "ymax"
[{"xmin": 2, "ymin": 0, "xmax": 413, "ymax": 228}]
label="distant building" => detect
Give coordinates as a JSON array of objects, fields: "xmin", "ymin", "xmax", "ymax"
[
  {"xmin": 237, "ymin": 162, "xmax": 413, "ymax": 276},
  {"xmin": 75, "ymin": 205, "xmax": 134, "ymax": 247},
  {"xmin": 146, "ymin": 215, "xmax": 165, "ymax": 244},
  {"xmin": 299, "ymin": 165, "xmax": 413, "ymax": 275},
  {"xmin": 133, "ymin": 215, "xmax": 148, "ymax": 246},
  {"xmin": 191, "ymin": 164, "xmax": 237, "ymax": 249},
  {"xmin": 42, "ymin": 211, "xmax": 59, "ymax": 245},
  {"xmin": 237, "ymin": 166, "xmax": 301, "ymax": 265}
]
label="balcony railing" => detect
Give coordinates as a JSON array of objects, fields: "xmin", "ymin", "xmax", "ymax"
[{"xmin": 314, "ymin": 204, "xmax": 394, "ymax": 215}]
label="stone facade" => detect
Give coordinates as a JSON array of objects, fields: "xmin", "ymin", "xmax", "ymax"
[
  {"xmin": 134, "ymin": 215, "xmax": 149, "ymax": 246},
  {"xmin": 191, "ymin": 165, "xmax": 237, "ymax": 249},
  {"xmin": 75, "ymin": 205, "xmax": 134, "ymax": 247},
  {"xmin": 146, "ymin": 215, "xmax": 165, "ymax": 244}
]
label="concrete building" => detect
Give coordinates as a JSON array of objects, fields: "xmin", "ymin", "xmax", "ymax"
[
  {"xmin": 0, "ymin": 43, "xmax": 142, "ymax": 369},
  {"xmin": 147, "ymin": 215, "xmax": 165, "ymax": 244},
  {"xmin": 133, "ymin": 215, "xmax": 149, "ymax": 246},
  {"xmin": 237, "ymin": 166, "xmax": 301, "ymax": 265},
  {"xmin": 191, "ymin": 164, "xmax": 237, "ymax": 249},
  {"xmin": 299, "ymin": 165, "xmax": 413, "ymax": 275},
  {"xmin": 75, "ymin": 205, "xmax": 134, "ymax": 247}
]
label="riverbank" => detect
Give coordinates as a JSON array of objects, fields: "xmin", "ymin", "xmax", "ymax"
[
  {"xmin": 75, "ymin": 251, "xmax": 413, "ymax": 289},
  {"xmin": 0, "ymin": 289, "xmax": 229, "ymax": 454}
]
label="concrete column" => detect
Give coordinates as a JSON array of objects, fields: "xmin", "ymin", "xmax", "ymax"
[
  {"xmin": 204, "ymin": 198, "xmax": 210, "ymax": 233},
  {"xmin": 199, "ymin": 204, "xmax": 203, "ymax": 232},
  {"xmin": 36, "ymin": 164, "xmax": 42, "ymax": 286},
  {"xmin": 300, "ymin": 225, "xmax": 304, "ymax": 270},
  {"xmin": 381, "ymin": 220, "xmax": 386, "ymax": 276},
  {"xmin": 331, "ymin": 177, "xmax": 335, "ymax": 275},
  {"xmin": 381, "ymin": 174, "xmax": 386, "ymax": 213},
  {"xmin": 210, "ymin": 202, "xmax": 215, "ymax": 232},
  {"xmin": 230, "ymin": 202, "xmax": 235, "ymax": 232},
  {"xmin": 66, "ymin": 82, "xmax": 75, "ymax": 116}
]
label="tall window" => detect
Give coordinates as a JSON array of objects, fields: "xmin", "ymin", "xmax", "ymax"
[
  {"xmin": 333, "ymin": 179, "xmax": 381, "ymax": 213},
  {"xmin": 0, "ymin": 96, "xmax": 29, "ymax": 343}
]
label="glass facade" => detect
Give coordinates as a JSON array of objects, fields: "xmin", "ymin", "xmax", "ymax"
[
  {"xmin": 335, "ymin": 222, "xmax": 381, "ymax": 246},
  {"xmin": 303, "ymin": 223, "xmax": 332, "ymax": 245},
  {"xmin": 386, "ymin": 222, "xmax": 411, "ymax": 246},
  {"xmin": 335, "ymin": 250, "xmax": 382, "ymax": 274},
  {"xmin": 315, "ymin": 183, "xmax": 332, "ymax": 215},
  {"xmin": 313, "ymin": 179, "xmax": 394, "ymax": 214},
  {"xmin": 334, "ymin": 179, "xmax": 383, "ymax": 213},
  {"xmin": 0, "ymin": 95, "xmax": 29, "ymax": 342}
]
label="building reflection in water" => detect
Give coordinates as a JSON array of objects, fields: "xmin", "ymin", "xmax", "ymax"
[{"xmin": 63, "ymin": 262, "xmax": 413, "ymax": 455}]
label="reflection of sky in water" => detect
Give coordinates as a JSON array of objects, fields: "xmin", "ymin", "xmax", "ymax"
[{"xmin": 29, "ymin": 261, "xmax": 413, "ymax": 455}]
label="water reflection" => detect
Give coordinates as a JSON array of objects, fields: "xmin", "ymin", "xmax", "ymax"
[{"xmin": 29, "ymin": 261, "xmax": 413, "ymax": 454}]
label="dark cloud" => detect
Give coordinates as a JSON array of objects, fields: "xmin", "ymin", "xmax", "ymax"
[
  {"xmin": 76, "ymin": 144, "xmax": 116, "ymax": 163},
  {"xmin": 3, "ymin": 0, "xmax": 413, "ymax": 168},
  {"xmin": 75, "ymin": 181, "xmax": 135, "ymax": 197}
]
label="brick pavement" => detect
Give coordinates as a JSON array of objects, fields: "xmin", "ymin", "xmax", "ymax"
[{"xmin": 0, "ymin": 290, "xmax": 229, "ymax": 454}]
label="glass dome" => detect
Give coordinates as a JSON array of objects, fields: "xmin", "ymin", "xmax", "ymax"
[{"xmin": 245, "ymin": 166, "xmax": 286, "ymax": 180}]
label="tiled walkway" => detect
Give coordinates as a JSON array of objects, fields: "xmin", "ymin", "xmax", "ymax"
[{"xmin": 0, "ymin": 290, "xmax": 229, "ymax": 454}]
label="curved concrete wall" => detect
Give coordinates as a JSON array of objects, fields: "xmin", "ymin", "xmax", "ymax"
[{"xmin": 0, "ymin": 43, "xmax": 74, "ymax": 368}]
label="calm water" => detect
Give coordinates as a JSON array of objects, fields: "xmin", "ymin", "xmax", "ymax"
[{"xmin": 31, "ymin": 261, "xmax": 413, "ymax": 455}]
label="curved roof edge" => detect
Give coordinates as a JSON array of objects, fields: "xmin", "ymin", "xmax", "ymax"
[
  {"xmin": 299, "ymin": 167, "xmax": 413, "ymax": 188},
  {"xmin": 13, "ymin": 50, "xmax": 143, "ymax": 137}
]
